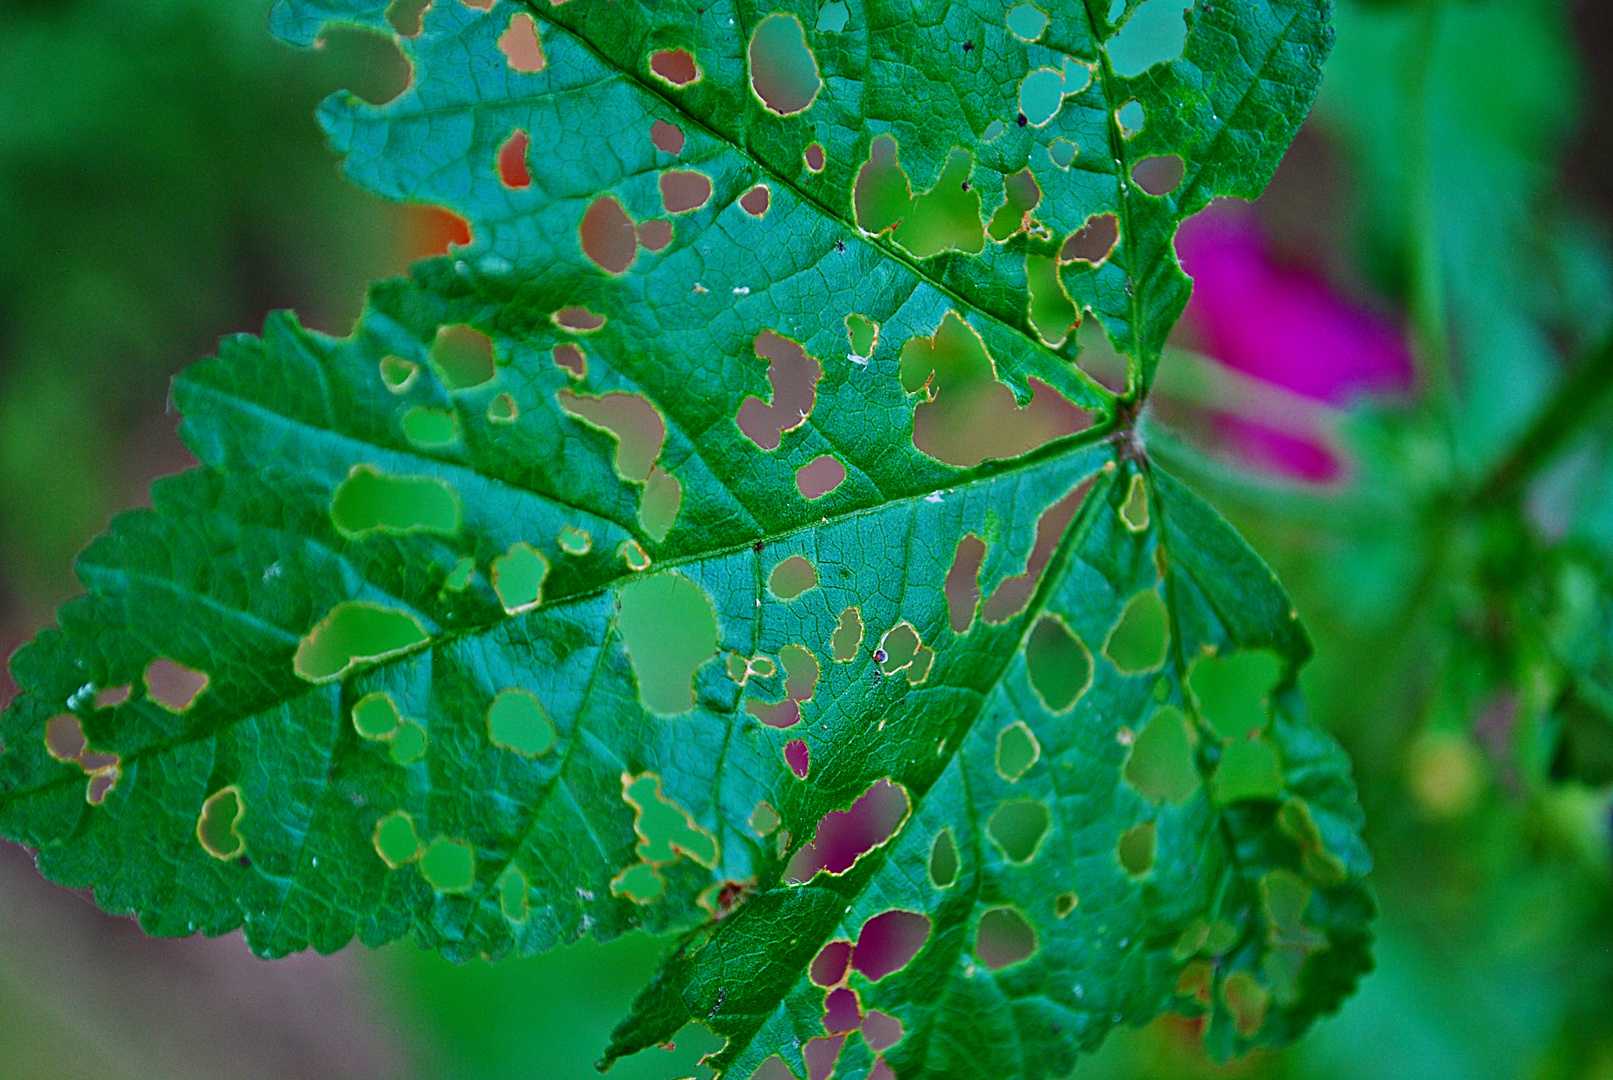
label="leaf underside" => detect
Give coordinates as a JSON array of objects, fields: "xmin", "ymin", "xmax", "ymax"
[{"xmin": 0, "ymin": 1, "xmax": 1370, "ymax": 1078}]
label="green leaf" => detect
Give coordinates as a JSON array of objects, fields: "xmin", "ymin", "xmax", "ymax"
[{"xmin": 0, "ymin": 0, "xmax": 1369, "ymax": 1076}]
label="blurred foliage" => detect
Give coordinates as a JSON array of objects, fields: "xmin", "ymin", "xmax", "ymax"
[{"xmin": 0, "ymin": 0, "xmax": 1611, "ymax": 1077}]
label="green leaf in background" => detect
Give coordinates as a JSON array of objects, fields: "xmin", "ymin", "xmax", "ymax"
[{"xmin": 0, "ymin": 1, "xmax": 1371, "ymax": 1076}]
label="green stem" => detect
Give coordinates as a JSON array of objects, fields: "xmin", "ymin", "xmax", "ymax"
[{"xmin": 1474, "ymin": 330, "xmax": 1613, "ymax": 505}]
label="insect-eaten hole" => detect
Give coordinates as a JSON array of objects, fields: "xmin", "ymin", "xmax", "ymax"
[
  {"xmin": 1223, "ymin": 971, "xmax": 1271, "ymax": 1037},
  {"xmin": 1213, "ymin": 737, "xmax": 1283, "ymax": 804},
  {"xmin": 1049, "ymin": 138, "xmax": 1077, "ymax": 169},
  {"xmin": 145, "ymin": 658, "xmax": 209, "ymax": 712},
  {"xmin": 899, "ymin": 311, "xmax": 1091, "ymax": 468},
  {"xmin": 492, "ymin": 541, "xmax": 550, "ymax": 614},
  {"xmin": 804, "ymin": 1036, "xmax": 847, "ymax": 1080},
  {"xmin": 891, "ymin": 148, "xmax": 985, "ymax": 259},
  {"xmin": 659, "ymin": 169, "xmax": 713, "ymax": 214},
  {"xmin": 389, "ymin": 720, "xmax": 427, "ymax": 765},
  {"xmin": 975, "ymin": 907, "xmax": 1037, "ymax": 970},
  {"xmin": 1117, "ymin": 99, "xmax": 1145, "ymax": 136},
  {"xmin": 981, "ymin": 478, "xmax": 1094, "ymax": 622},
  {"xmin": 498, "ymin": 866, "xmax": 529, "ymax": 923},
  {"xmin": 332, "ymin": 464, "xmax": 460, "ymax": 536},
  {"xmin": 553, "ymin": 306, "xmax": 605, "ymax": 332},
  {"xmin": 384, "ymin": 0, "xmax": 430, "ymax": 37},
  {"xmin": 1018, "ymin": 67, "xmax": 1065, "ymax": 128},
  {"xmin": 796, "ymin": 455, "xmax": 847, "ymax": 499},
  {"xmin": 379, "ymin": 355, "xmax": 418, "ymax": 393},
  {"xmin": 1125, "ymin": 705, "xmax": 1199, "ymax": 803},
  {"xmin": 487, "ymin": 394, "xmax": 519, "ymax": 424},
  {"xmin": 294, "ymin": 602, "xmax": 429, "ymax": 683},
  {"xmin": 1105, "ymin": 0, "xmax": 1191, "ymax": 76},
  {"xmin": 319, "ymin": 26, "xmax": 411, "ymax": 106},
  {"xmin": 740, "ymin": 184, "xmax": 771, "ymax": 217},
  {"xmin": 352, "ymin": 691, "xmax": 402, "ymax": 739},
  {"xmin": 832, "ymin": 607, "xmax": 863, "ymax": 662},
  {"xmin": 1132, "ymin": 154, "xmax": 1184, "ymax": 196},
  {"xmin": 552, "ymin": 343, "xmax": 587, "ymax": 379},
  {"xmin": 845, "ymin": 313, "xmax": 879, "ymax": 359},
  {"xmin": 649, "ymin": 48, "xmax": 700, "ymax": 87},
  {"xmin": 637, "ymin": 219, "xmax": 673, "ymax": 252},
  {"xmin": 747, "ymin": 644, "xmax": 819, "ymax": 728},
  {"xmin": 1105, "ymin": 590, "xmax": 1170, "ymax": 674},
  {"xmin": 987, "ymin": 168, "xmax": 1042, "ymax": 242},
  {"xmin": 817, "ymin": 0, "xmax": 849, "ymax": 32},
  {"xmin": 497, "ymin": 12, "xmax": 546, "ymax": 72},
  {"xmin": 1120, "ymin": 473, "xmax": 1149, "ymax": 530},
  {"xmin": 737, "ymin": 330, "xmax": 822, "ymax": 450},
  {"xmin": 748, "ymin": 13, "xmax": 821, "ymax": 115},
  {"xmin": 1006, "ymin": 1, "xmax": 1048, "ymax": 40},
  {"xmin": 443, "ymin": 555, "xmax": 475, "ymax": 591},
  {"xmin": 196, "ymin": 786, "xmax": 246, "ymax": 860},
  {"xmin": 823, "ymin": 987, "xmax": 860, "ymax": 1033},
  {"xmin": 1061, "ymin": 213, "xmax": 1120, "ymax": 265},
  {"xmin": 1027, "ymin": 252, "xmax": 1076, "ymax": 348},
  {"xmin": 785, "ymin": 779, "xmax": 910, "ymax": 882},
  {"xmin": 749, "ymin": 801, "xmax": 782, "ymax": 837},
  {"xmin": 804, "ymin": 143, "xmax": 826, "ymax": 173},
  {"xmin": 497, "ymin": 129, "xmax": 531, "ymax": 188},
  {"xmin": 785, "ymin": 738, "xmax": 811, "ymax": 779},
  {"xmin": 94, "ymin": 685, "xmax": 131, "ymax": 709},
  {"xmin": 1189, "ymin": 650, "xmax": 1281, "ymax": 741},
  {"xmin": 487, "ymin": 688, "xmax": 556, "ymax": 757},
  {"xmin": 402, "ymin": 406, "xmax": 459, "ymax": 447},
  {"xmin": 420, "ymin": 837, "xmax": 476, "ymax": 892},
  {"xmin": 811, "ymin": 939, "xmax": 854, "ymax": 986},
  {"xmin": 769, "ymin": 554, "xmax": 818, "ymax": 599},
  {"xmin": 877, "ymin": 622, "xmax": 935, "ymax": 684},
  {"xmin": 982, "ymin": 118, "xmax": 1006, "ymax": 142},
  {"xmin": 1055, "ymin": 892, "xmax": 1077, "ymax": 918},
  {"xmin": 373, "ymin": 810, "xmax": 421, "ymax": 867},
  {"xmin": 624, "ymin": 773, "xmax": 720, "ymax": 867},
  {"xmin": 1117, "ymin": 820, "xmax": 1156, "ymax": 876},
  {"xmin": 620, "ymin": 539, "xmax": 652, "ymax": 571},
  {"xmin": 996, "ymin": 721, "xmax": 1040, "ymax": 781},
  {"xmin": 559, "ymin": 389, "xmax": 666, "ymax": 483},
  {"xmin": 44, "ymin": 713, "xmax": 120, "ymax": 804},
  {"xmin": 854, "ymin": 909, "xmax": 930, "ymax": 981},
  {"xmin": 650, "ymin": 118, "xmax": 685, "ymax": 155},
  {"xmin": 945, "ymin": 534, "xmax": 986, "ymax": 633},
  {"xmin": 1025, "ymin": 615, "xmax": 1093, "ymax": 712},
  {"xmin": 618, "ymin": 573, "xmax": 719, "ymax": 715},
  {"xmin": 929, "ymin": 827, "xmax": 959, "ymax": 886},
  {"xmin": 558, "ymin": 524, "xmax": 591, "ymax": 555},
  {"xmin": 581, "ymin": 194, "xmax": 637, "ymax": 274},
  {"xmin": 430, "ymin": 324, "xmax": 496, "ymax": 389},
  {"xmin": 987, "ymin": 799, "xmax": 1050, "ymax": 863},
  {"xmin": 864, "ymin": 1010, "xmax": 904, "ymax": 1054},
  {"xmin": 853, "ymin": 134, "xmax": 912, "ymax": 237}
]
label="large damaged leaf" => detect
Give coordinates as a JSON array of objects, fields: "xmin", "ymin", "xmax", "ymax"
[{"xmin": 0, "ymin": 0, "xmax": 1368, "ymax": 1076}]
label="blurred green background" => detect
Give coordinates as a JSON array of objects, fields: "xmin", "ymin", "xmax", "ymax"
[{"xmin": 2, "ymin": 0, "xmax": 1612, "ymax": 1076}]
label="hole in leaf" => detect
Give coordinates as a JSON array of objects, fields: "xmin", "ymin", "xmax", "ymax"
[
  {"xmin": 611, "ymin": 862, "xmax": 665, "ymax": 902},
  {"xmin": 804, "ymin": 1036, "xmax": 846, "ymax": 1080},
  {"xmin": 854, "ymin": 135, "xmax": 912, "ymax": 235},
  {"xmin": 1189, "ymin": 651, "xmax": 1281, "ymax": 740},
  {"xmin": 487, "ymin": 394, "xmax": 519, "ymax": 423},
  {"xmin": 740, "ymin": 184, "xmax": 771, "ymax": 217},
  {"xmin": 94, "ymin": 685, "xmax": 131, "ymax": 709},
  {"xmin": 1117, "ymin": 99, "xmax": 1144, "ymax": 136},
  {"xmin": 1120, "ymin": 474, "xmax": 1149, "ymax": 530},
  {"xmin": 785, "ymin": 739, "xmax": 811, "ymax": 778},
  {"xmin": 385, "ymin": 0, "xmax": 431, "ymax": 37},
  {"xmin": 294, "ymin": 602, "xmax": 429, "ymax": 683},
  {"xmin": 786, "ymin": 779, "xmax": 910, "ymax": 881},
  {"xmin": 988, "ymin": 799, "xmax": 1050, "ymax": 862},
  {"xmin": 1126, "ymin": 705, "xmax": 1200, "ymax": 803},
  {"xmin": 832, "ymin": 607, "xmax": 863, "ymax": 661},
  {"xmin": 796, "ymin": 455, "xmax": 847, "ymax": 499},
  {"xmin": 637, "ymin": 219, "xmax": 673, "ymax": 252},
  {"xmin": 770, "ymin": 555, "xmax": 819, "ymax": 598},
  {"xmin": 1025, "ymin": 615, "xmax": 1093, "ymax": 712},
  {"xmin": 380, "ymin": 355, "xmax": 419, "ymax": 392},
  {"xmin": 750, "ymin": 800, "xmax": 781, "ymax": 835},
  {"xmin": 1061, "ymin": 213, "xmax": 1120, "ymax": 265},
  {"xmin": 497, "ymin": 130, "xmax": 532, "ymax": 188},
  {"xmin": 894, "ymin": 149, "xmax": 984, "ymax": 258},
  {"xmin": 1106, "ymin": 0, "xmax": 1191, "ymax": 76},
  {"xmin": 987, "ymin": 168, "xmax": 1042, "ymax": 242},
  {"xmin": 373, "ymin": 810, "xmax": 421, "ymax": 867},
  {"xmin": 559, "ymin": 390, "xmax": 666, "ymax": 482},
  {"xmin": 1006, "ymin": 2, "xmax": 1048, "ymax": 40},
  {"xmin": 945, "ymin": 534, "xmax": 986, "ymax": 632},
  {"xmin": 1026, "ymin": 253, "xmax": 1077, "ymax": 347},
  {"xmin": 864, "ymin": 1011, "xmax": 904, "ymax": 1053},
  {"xmin": 559, "ymin": 525, "xmax": 591, "ymax": 555},
  {"xmin": 659, "ymin": 170, "xmax": 713, "ymax": 214},
  {"xmin": 823, "ymin": 987, "xmax": 860, "ymax": 1033},
  {"xmin": 1117, "ymin": 821, "xmax": 1156, "ymax": 876},
  {"xmin": 1075, "ymin": 311, "xmax": 1128, "ymax": 392},
  {"xmin": 1017, "ymin": 67, "xmax": 1065, "ymax": 127},
  {"xmin": 620, "ymin": 539, "xmax": 651, "ymax": 571},
  {"xmin": 196, "ymin": 786, "xmax": 246, "ymax": 860},
  {"xmin": 982, "ymin": 478, "xmax": 1094, "ymax": 622},
  {"xmin": 1055, "ymin": 892, "xmax": 1077, "ymax": 917},
  {"xmin": 389, "ymin": 720, "xmax": 428, "ymax": 765},
  {"xmin": 618, "ymin": 573, "xmax": 719, "ymax": 714},
  {"xmin": 900, "ymin": 312, "xmax": 1091, "ymax": 467},
  {"xmin": 85, "ymin": 770, "xmax": 119, "ymax": 805},
  {"xmin": 1132, "ymin": 154, "xmax": 1184, "ymax": 196},
  {"xmin": 737, "ymin": 331, "xmax": 822, "ymax": 450},
  {"xmin": 581, "ymin": 195, "xmax": 637, "ymax": 274},
  {"xmin": 817, "ymin": 0, "xmax": 849, "ymax": 31},
  {"xmin": 650, "ymin": 119, "xmax": 685, "ymax": 154},
  {"xmin": 321, "ymin": 26, "xmax": 412, "ymax": 106},
  {"xmin": 487, "ymin": 688, "xmax": 556, "ymax": 756},
  {"xmin": 553, "ymin": 343, "xmax": 587, "ymax": 378},
  {"xmin": 145, "ymin": 659, "xmax": 208, "ymax": 712},
  {"xmin": 748, "ymin": 644, "xmax": 820, "ymax": 727},
  {"xmin": 650, "ymin": 48, "xmax": 700, "ymax": 87},
  {"xmin": 929, "ymin": 827, "xmax": 959, "ymax": 886},
  {"xmin": 811, "ymin": 940, "xmax": 853, "ymax": 986},
  {"xmin": 420, "ymin": 837, "xmax": 476, "ymax": 892},
  {"xmin": 877, "ymin": 623, "xmax": 921, "ymax": 675},
  {"xmin": 553, "ymin": 306, "xmax": 605, "ymax": 332},
  {"xmin": 641, "ymin": 466, "xmax": 682, "ymax": 541},
  {"xmin": 499, "ymin": 866, "xmax": 529, "ymax": 922},
  {"xmin": 996, "ymin": 721, "xmax": 1040, "ymax": 781},
  {"xmin": 1214, "ymin": 738, "xmax": 1283, "ymax": 804},
  {"xmin": 853, "ymin": 910, "xmax": 930, "ymax": 981},
  {"xmin": 846, "ymin": 313, "xmax": 879, "ymax": 358},
  {"xmin": 332, "ymin": 465, "xmax": 460, "ymax": 536},
  {"xmin": 430, "ymin": 325, "xmax": 496, "ymax": 389},
  {"xmin": 1104, "ymin": 590, "xmax": 1170, "ymax": 673},
  {"xmin": 352, "ymin": 692, "xmax": 402, "ymax": 739},
  {"xmin": 976, "ymin": 907, "xmax": 1037, "ymax": 970},
  {"xmin": 1049, "ymin": 138, "xmax": 1077, "ymax": 168},
  {"xmin": 1222, "ymin": 971, "xmax": 1271, "ymax": 1037},
  {"xmin": 748, "ymin": 14, "xmax": 821, "ymax": 115},
  {"xmin": 983, "ymin": 118, "xmax": 1006, "ymax": 142},
  {"xmin": 804, "ymin": 143, "xmax": 826, "ymax": 172},
  {"xmin": 624, "ymin": 773, "xmax": 720, "ymax": 865},
  {"xmin": 444, "ymin": 556, "xmax": 475, "ymax": 591},
  {"xmin": 492, "ymin": 541, "xmax": 550, "ymax": 614},
  {"xmin": 403, "ymin": 406, "xmax": 459, "ymax": 447}
]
